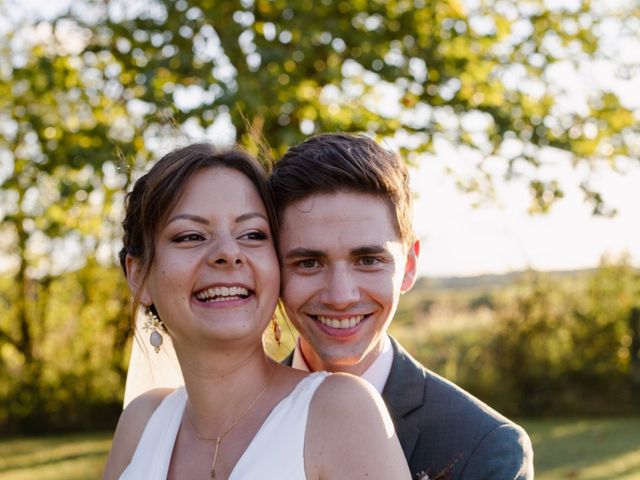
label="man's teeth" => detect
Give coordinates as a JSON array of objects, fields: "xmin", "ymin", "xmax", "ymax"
[
  {"xmin": 195, "ymin": 286, "xmax": 249, "ymax": 302},
  {"xmin": 317, "ymin": 315, "xmax": 364, "ymax": 329}
]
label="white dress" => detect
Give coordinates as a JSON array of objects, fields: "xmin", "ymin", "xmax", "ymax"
[{"xmin": 119, "ymin": 372, "xmax": 330, "ymax": 479}]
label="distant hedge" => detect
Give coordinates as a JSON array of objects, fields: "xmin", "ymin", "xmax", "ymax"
[{"xmin": 403, "ymin": 260, "xmax": 640, "ymax": 417}]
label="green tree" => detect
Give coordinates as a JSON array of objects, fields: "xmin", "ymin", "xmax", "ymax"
[
  {"xmin": 402, "ymin": 263, "xmax": 640, "ymax": 416},
  {"xmin": 0, "ymin": 13, "xmax": 141, "ymax": 428},
  {"xmin": 72, "ymin": 0, "xmax": 638, "ymax": 212},
  {"xmin": 484, "ymin": 262, "xmax": 640, "ymax": 415}
]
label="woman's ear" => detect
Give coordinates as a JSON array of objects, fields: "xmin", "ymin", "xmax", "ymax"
[
  {"xmin": 125, "ymin": 255, "xmax": 151, "ymax": 305},
  {"xmin": 400, "ymin": 239, "xmax": 420, "ymax": 293}
]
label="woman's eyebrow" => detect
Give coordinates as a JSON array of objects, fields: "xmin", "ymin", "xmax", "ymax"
[
  {"xmin": 166, "ymin": 212, "xmax": 267, "ymax": 226},
  {"xmin": 166, "ymin": 213, "xmax": 210, "ymax": 225},
  {"xmin": 235, "ymin": 212, "xmax": 268, "ymax": 223}
]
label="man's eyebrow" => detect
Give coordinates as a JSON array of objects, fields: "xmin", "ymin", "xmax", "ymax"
[
  {"xmin": 166, "ymin": 213, "xmax": 210, "ymax": 226},
  {"xmin": 284, "ymin": 248, "xmax": 325, "ymax": 259},
  {"xmin": 351, "ymin": 245, "xmax": 388, "ymax": 256}
]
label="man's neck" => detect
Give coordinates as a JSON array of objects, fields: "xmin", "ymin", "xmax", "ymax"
[
  {"xmin": 299, "ymin": 340, "xmax": 382, "ymax": 376},
  {"xmin": 294, "ymin": 336, "xmax": 394, "ymax": 394}
]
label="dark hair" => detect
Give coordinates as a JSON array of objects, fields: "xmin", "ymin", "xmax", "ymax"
[
  {"xmin": 120, "ymin": 143, "xmax": 277, "ymax": 319},
  {"xmin": 269, "ymin": 133, "xmax": 415, "ymax": 246}
]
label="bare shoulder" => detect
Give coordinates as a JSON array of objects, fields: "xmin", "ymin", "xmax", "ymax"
[
  {"xmin": 313, "ymin": 372, "xmax": 387, "ymax": 414},
  {"xmin": 126, "ymin": 387, "xmax": 175, "ymax": 414},
  {"xmin": 311, "ymin": 373, "xmax": 395, "ymax": 439},
  {"xmin": 117, "ymin": 388, "xmax": 175, "ymax": 438},
  {"xmin": 305, "ymin": 373, "xmax": 411, "ymax": 480},
  {"xmin": 317, "ymin": 371, "xmax": 373, "ymax": 391},
  {"xmin": 102, "ymin": 388, "xmax": 175, "ymax": 480}
]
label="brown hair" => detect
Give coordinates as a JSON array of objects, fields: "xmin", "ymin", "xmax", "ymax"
[
  {"xmin": 269, "ymin": 133, "xmax": 415, "ymax": 246},
  {"xmin": 119, "ymin": 143, "xmax": 278, "ymax": 320}
]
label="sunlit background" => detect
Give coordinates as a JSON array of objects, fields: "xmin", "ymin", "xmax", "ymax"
[
  {"xmin": 1, "ymin": 1, "xmax": 640, "ymax": 478},
  {"xmin": 2, "ymin": 0, "xmax": 639, "ymax": 278},
  {"xmin": 411, "ymin": 153, "xmax": 640, "ymax": 276}
]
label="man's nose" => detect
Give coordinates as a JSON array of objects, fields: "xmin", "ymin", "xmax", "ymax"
[
  {"xmin": 320, "ymin": 263, "xmax": 360, "ymax": 309},
  {"xmin": 208, "ymin": 235, "xmax": 244, "ymax": 268}
]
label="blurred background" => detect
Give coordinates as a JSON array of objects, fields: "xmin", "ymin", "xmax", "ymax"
[{"xmin": 0, "ymin": 0, "xmax": 639, "ymax": 478}]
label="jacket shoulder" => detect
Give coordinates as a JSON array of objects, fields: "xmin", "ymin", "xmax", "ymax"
[{"xmin": 383, "ymin": 337, "xmax": 533, "ymax": 479}]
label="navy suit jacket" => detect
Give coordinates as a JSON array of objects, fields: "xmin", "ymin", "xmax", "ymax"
[
  {"xmin": 285, "ymin": 336, "xmax": 533, "ymax": 479},
  {"xmin": 382, "ymin": 336, "xmax": 533, "ymax": 479}
]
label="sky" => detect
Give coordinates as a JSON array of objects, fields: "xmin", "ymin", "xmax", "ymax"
[
  {"xmin": 409, "ymin": 154, "xmax": 640, "ymax": 277},
  {"xmin": 4, "ymin": 0, "xmax": 639, "ymax": 278},
  {"xmin": 407, "ymin": 0, "xmax": 640, "ymax": 277}
]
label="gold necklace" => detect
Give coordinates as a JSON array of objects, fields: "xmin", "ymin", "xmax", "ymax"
[{"xmin": 185, "ymin": 370, "xmax": 275, "ymax": 480}]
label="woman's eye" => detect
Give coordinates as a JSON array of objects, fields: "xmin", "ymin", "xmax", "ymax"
[
  {"xmin": 240, "ymin": 231, "xmax": 268, "ymax": 241},
  {"xmin": 173, "ymin": 233, "xmax": 203, "ymax": 243}
]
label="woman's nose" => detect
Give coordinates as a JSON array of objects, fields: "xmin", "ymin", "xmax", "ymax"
[{"xmin": 208, "ymin": 236, "xmax": 244, "ymax": 267}]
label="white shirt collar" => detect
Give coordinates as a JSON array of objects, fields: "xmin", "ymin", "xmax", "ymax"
[{"xmin": 291, "ymin": 334, "xmax": 393, "ymax": 394}]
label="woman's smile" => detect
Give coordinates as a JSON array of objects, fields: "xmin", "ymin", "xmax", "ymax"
[
  {"xmin": 193, "ymin": 283, "xmax": 253, "ymax": 308},
  {"xmin": 194, "ymin": 284, "xmax": 251, "ymax": 302}
]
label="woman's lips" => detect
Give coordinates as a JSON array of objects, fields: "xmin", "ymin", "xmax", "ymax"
[{"xmin": 194, "ymin": 285, "xmax": 250, "ymax": 303}]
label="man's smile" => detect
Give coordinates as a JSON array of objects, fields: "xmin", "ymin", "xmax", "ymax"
[{"xmin": 315, "ymin": 314, "xmax": 365, "ymax": 329}]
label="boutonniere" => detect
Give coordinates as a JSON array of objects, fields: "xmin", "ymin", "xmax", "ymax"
[{"xmin": 416, "ymin": 453, "xmax": 462, "ymax": 480}]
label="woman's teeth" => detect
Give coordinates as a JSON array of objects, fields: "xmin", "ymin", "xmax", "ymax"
[
  {"xmin": 317, "ymin": 315, "xmax": 364, "ymax": 329},
  {"xmin": 195, "ymin": 286, "xmax": 249, "ymax": 302}
]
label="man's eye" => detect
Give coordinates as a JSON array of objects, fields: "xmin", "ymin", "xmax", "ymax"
[
  {"xmin": 359, "ymin": 256, "xmax": 379, "ymax": 266},
  {"xmin": 298, "ymin": 259, "xmax": 319, "ymax": 269}
]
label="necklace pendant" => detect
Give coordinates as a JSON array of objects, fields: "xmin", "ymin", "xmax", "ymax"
[{"xmin": 210, "ymin": 468, "xmax": 216, "ymax": 480}]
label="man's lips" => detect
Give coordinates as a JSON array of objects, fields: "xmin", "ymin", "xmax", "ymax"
[
  {"xmin": 313, "ymin": 314, "xmax": 366, "ymax": 330},
  {"xmin": 194, "ymin": 285, "xmax": 251, "ymax": 303}
]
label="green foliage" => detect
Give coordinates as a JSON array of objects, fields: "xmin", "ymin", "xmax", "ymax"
[
  {"xmin": 395, "ymin": 260, "xmax": 640, "ymax": 416},
  {"xmin": 0, "ymin": 262, "xmax": 129, "ymax": 433},
  {"xmin": 487, "ymin": 262, "xmax": 640, "ymax": 415},
  {"xmin": 67, "ymin": 0, "xmax": 638, "ymax": 209}
]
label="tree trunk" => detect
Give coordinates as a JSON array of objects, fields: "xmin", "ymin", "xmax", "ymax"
[{"xmin": 629, "ymin": 307, "xmax": 640, "ymax": 392}]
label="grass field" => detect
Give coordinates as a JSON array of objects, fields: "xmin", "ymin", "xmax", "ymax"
[
  {"xmin": 521, "ymin": 418, "xmax": 640, "ymax": 480},
  {"xmin": 0, "ymin": 418, "xmax": 639, "ymax": 479},
  {"xmin": 0, "ymin": 432, "xmax": 111, "ymax": 480}
]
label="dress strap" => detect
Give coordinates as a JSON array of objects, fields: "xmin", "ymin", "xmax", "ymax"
[{"xmin": 119, "ymin": 387, "xmax": 187, "ymax": 480}]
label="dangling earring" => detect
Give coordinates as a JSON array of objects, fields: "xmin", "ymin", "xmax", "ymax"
[
  {"xmin": 272, "ymin": 315, "xmax": 281, "ymax": 346},
  {"xmin": 143, "ymin": 305, "xmax": 164, "ymax": 353}
]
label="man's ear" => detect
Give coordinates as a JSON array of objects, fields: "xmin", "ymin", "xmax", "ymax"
[
  {"xmin": 125, "ymin": 254, "xmax": 151, "ymax": 306},
  {"xmin": 400, "ymin": 239, "xmax": 420, "ymax": 293}
]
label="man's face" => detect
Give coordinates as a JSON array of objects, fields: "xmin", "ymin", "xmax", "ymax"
[{"xmin": 279, "ymin": 192, "xmax": 418, "ymax": 375}]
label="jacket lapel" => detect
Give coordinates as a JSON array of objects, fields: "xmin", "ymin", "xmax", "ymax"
[
  {"xmin": 381, "ymin": 336, "xmax": 425, "ymax": 462},
  {"xmin": 281, "ymin": 351, "xmax": 294, "ymax": 367}
]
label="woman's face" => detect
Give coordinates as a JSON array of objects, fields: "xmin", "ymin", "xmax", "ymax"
[{"xmin": 137, "ymin": 167, "xmax": 280, "ymax": 348}]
